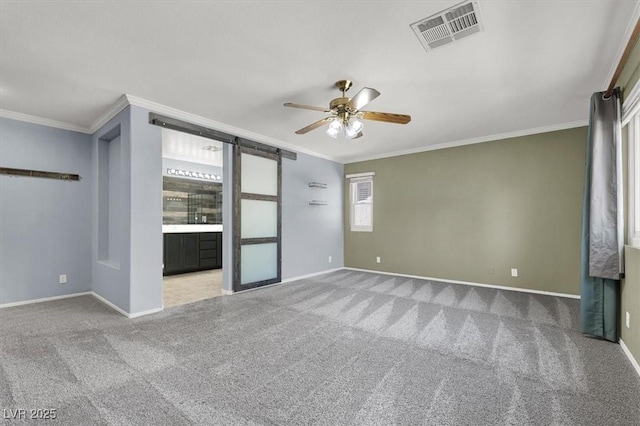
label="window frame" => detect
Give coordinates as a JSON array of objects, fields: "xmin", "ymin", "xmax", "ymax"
[
  {"xmin": 347, "ymin": 172, "xmax": 375, "ymax": 232},
  {"xmin": 623, "ymin": 83, "xmax": 640, "ymax": 248}
]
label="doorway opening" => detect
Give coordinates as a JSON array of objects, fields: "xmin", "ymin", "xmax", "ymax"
[{"xmin": 161, "ymin": 128, "xmax": 224, "ymax": 308}]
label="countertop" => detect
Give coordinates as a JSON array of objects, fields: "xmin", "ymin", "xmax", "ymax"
[{"xmin": 162, "ymin": 224, "xmax": 223, "ymax": 233}]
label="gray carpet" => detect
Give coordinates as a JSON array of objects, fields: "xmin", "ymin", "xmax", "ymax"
[{"xmin": 1, "ymin": 270, "xmax": 639, "ymax": 425}]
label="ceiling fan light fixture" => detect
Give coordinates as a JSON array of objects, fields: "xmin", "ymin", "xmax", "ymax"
[
  {"xmin": 285, "ymin": 79, "xmax": 411, "ymax": 138},
  {"xmin": 345, "ymin": 118, "xmax": 364, "ymax": 139},
  {"xmin": 326, "ymin": 119, "xmax": 343, "ymax": 138}
]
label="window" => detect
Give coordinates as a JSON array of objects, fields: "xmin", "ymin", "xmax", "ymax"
[
  {"xmin": 623, "ymin": 84, "xmax": 640, "ymax": 247},
  {"xmin": 629, "ymin": 114, "xmax": 640, "ymax": 247},
  {"xmin": 347, "ymin": 172, "xmax": 375, "ymax": 232}
]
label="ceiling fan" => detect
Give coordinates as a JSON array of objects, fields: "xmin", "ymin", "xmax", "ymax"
[{"xmin": 284, "ymin": 80, "xmax": 411, "ymax": 140}]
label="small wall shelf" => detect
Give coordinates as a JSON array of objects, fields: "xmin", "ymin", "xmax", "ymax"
[
  {"xmin": 308, "ymin": 181, "xmax": 327, "ymax": 205},
  {"xmin": 308, "ymin": 182, "xmax": 327, "ymax": 188},
  {"xmin": 0, "ymin": 167, "xmax": 80, "ymax": 181}
]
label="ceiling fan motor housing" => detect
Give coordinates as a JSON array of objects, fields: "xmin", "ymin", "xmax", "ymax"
[
  {"xmin": 330, "ymin": 97, "xmax": 356, "ymax": 124},
  {"xmin": 330, "ymin": 97, "xmax": 350, "ymax": 111}
]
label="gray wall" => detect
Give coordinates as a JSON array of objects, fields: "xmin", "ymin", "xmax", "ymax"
[
  {"xmin": 1, "ymin": 110, "xmax": 343, "ymax": 309},
  {"xmin": 222, "ymin": 143, "xmax": 233, "ymax": 292},
  {"xmin": 92, "ymin": 106, "xmax": 163, "ymax": 315},
  {"xmin": 92, "ymin": 109, "xmax": 132, "ymax": 312},
  {"xmin": 129, "ymin": 106, "xmax": 163, "ymax": 314},
  {"xmin": 282, "ymin": 152, "xmax": 344, "ymax": 279},
  {"xmin": 0, "ymin": 118, "xmax": 92, "ymax": 304}
]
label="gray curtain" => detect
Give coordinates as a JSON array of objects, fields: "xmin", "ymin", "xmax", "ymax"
[{"xmin": 580, "ymin": 88, "xmax": 624, "ymax": 342}]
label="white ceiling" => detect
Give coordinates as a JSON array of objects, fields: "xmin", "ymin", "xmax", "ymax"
[{"xmin": 1, "ymin": 1, "xmax": 637, "ymax": 163}]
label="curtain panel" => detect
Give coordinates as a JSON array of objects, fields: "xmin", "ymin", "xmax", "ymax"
[{"xmin": 580, "ymin": 88, "xmax": 623, "ymax": 342}]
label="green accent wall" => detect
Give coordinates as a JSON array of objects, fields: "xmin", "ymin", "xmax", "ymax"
[
  {"xmin": 621, "ymin": 247, "xmax": 640, "ymax": 368},
  {"xmin": 344, "ymin": 127, "xmax": 587, "ymax": 295},
  {"xmin": 617, "ymin": 37, "xmax": 640, "ymax": 372}
]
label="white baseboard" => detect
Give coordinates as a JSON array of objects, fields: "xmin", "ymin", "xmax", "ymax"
[
  {"xmin": 0, "ymin": 291, "xmax": 162, "ymax": 319},
  {"xmin": 620, "ymin": 339, "xmax": 640, "ymax": 377},
  {"xmin": 1, "ymin": 267, "xmax": 579, "ymax": 317},
  {"xmin": 222, "ymin": 289, "xmax": 234, "ymax": 295},
  {"xmin": 0, "ymin": 291, "xmax": 92, "ymax": 308},
  {"xmin": 280, "ymin": 268, "xmax": 345, "ymax": 284},
  {"xmin": 343, "ymin": 267, "xmax": 581, "ymax": 299},
  {"xmin": 224, "ymin": 267, "xmax": 346, "ymax": 295},
  {"xmin": 89, "ymin": 292, "xmax": 163, "ymax": 318},
  {"xmin": 127, "ymin": 307, "xmax": 164, "ymax": 319},
  {"xmin": 89, "ymin": 292, "xmax": 129, "ymax": 317}
]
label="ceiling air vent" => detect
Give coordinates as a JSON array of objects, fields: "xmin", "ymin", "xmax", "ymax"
[{"xmin": 410, "ymin": 1, "xmax": 484, "ymax": 52}]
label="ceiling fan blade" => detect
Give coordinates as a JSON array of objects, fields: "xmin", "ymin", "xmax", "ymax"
[
  {"xmin": 346, "ymin": 87, "xmax": 380, "ymax": 111},
  {"xmin": 361, "ymin": 111, "xmax": 411, "ymax": 124},
  {"xmin": 284, "ymin": 102, "xmax": 330, "ymax": 113},
  {"xmin": 295, "ymin": 117, "xmax": 333, "ymax": 134}
]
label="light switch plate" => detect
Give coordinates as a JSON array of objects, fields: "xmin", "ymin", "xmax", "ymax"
[{"xmin": 511, "ymin": 268, "xmax": 518, "ymax": 277}]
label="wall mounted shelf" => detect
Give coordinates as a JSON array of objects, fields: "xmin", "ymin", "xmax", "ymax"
[
  {"xmin": 0, "ymin": 167, "xmax": 80, "ymax": 181},
  {"xmin": 308, "ymin": 182, "xmax": 327, "ymax": 188},
  {"xmin": 308, "ymin": 181, "xmax": 327, "ymax": 205}
]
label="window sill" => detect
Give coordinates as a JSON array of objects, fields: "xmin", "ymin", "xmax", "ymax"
[{"xmin": 626, "ymin": 244, "xmax": 640, "ymax": 253}]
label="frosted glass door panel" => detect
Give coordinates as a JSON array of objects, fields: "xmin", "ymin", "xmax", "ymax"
[
  {"xmin": 241, "ymin": 154, "xmax": 277, "ymax": 195},
  {"xmin": 241, "ymin": 243, "xmax": 278, "ymax": 285},
  {"xmin": 241, "ymin": 199, "xmax": 277, "ymax": 238},
  {"xmin": 234, "ymin": 145, "xmax": 281, "ymax": 292}
]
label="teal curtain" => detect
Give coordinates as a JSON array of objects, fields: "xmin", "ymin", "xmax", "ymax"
[{"xmin": 580, "ymin": 89, "xmax": 623, "ymax": 342}]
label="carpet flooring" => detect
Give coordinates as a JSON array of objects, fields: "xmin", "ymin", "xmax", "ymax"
[{"xmin": 1, "ymin": 270, "xmax": 639, "ymax": 425}]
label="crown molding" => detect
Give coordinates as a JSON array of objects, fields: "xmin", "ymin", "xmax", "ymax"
[
  {"xmin": 124, "ymin": 94, "xmax": 339, "ymax": 163},
  {"xmin": 0, "ymin": 109, "xmax": 89, "ymax": 134},
  {"xmin": 1, "ymin": 95, "xmax": 131, "ymax": 135},
  {"xmin": 0, "ymin": 95, "xmax": 337, "ymax": 162},
  {"xmin": 87, "ymin": 94, "xmax": 130, "ymax": 134},
  {"xmin": 604, "ymin": 1, "xmax": 640, "ymax": 90},
  {"xmin": 1, "ymin": 97, "xmax": 590, "ymax": 166},
  {"xmin": 0, "ymin": 96, "xmax": 339, "ymax": 163},
  {"xmin": 343, "ymin": 119, "xmax": 589, "ymax": 164}
]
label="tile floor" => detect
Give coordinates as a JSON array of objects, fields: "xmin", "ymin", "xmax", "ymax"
[{"xmin": 163, "ymin": 269, "xmax": 223, "ymax": 308}]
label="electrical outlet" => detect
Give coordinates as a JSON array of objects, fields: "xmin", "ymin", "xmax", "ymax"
[
  {"xmin": 626, "ymin": 311, "xmax": 631, "ymax": 329},
  {"xmin": 59, "ymin": 274, "xmax": 67, "ymax": 284},
  {"xmin": 376, "ymin": 256, "xmax": 381, "ymax": 263},
  {"xmin": 328, "ymin": 256, "xmax": 332, "ymax": 263},
  {"xmin": 488, "ymin": 267, "xmax": 494, "ymax": 275},
  {"xmin": 511, "ymin": 268, "xmax": 518, "ymax": 277}
]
